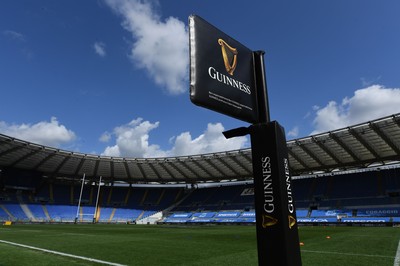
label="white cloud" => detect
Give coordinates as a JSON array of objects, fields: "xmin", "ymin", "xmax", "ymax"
[
  {"xmin": 101, "ymin": 119, "xmax": 248, "ymax": 158},
  {"xmin": 170, "ymin": 123, "xmax": 248, "ymax": 156},
  {"xmin": 3, "ymin": 30, "xmax": 33, "ymax": 59},
  {"xmin": 3, "ymin": 30, "xmax": 25, "ymax": 42},
  {"xmin": 0, "ymin": 117, "xmax": 76, "ymax": 147},
  {"xmin": 360, "ymin": 76, "xmax": 381, "ymax": 87},
  {"xmin": 93, "ymin": 41, "xmax": 106, "ymax": 57},
  {"xmin": 104, "ymin": 0, "xmax": 189, "ymax": 94},
  {"xmin": 311, "ymin": 85, "xmax": 400, "ymax": 134},
  {"xmin": 99, "ymin": 131, "xmax": 111, "ymax": 142},
  {"xmin": 102, "ymin": 118, "xmax": 166, "ymax": 158},
  {"xmin": 287, "ymin": 126, "xmax": 299, "ymax": 138}
]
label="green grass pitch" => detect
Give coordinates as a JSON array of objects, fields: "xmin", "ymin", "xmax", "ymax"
[{"xmin": 0, "ymin": 224, "xmax": 399, "ymax": 265}]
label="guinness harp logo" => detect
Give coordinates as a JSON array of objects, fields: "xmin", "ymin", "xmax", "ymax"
[
  {"xmin": 218, "ymin": 39, "xmax": 238, "ymax": 75},
  {"xmin": 262, "ymin": 214, "xmax": 278, "ymax": 228},
  {"xmin": 288, "ymin": 215, "xmax": 296, "ymax": 229}
]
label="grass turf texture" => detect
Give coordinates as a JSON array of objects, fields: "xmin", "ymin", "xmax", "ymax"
[{"xmin": 0, "ymin": 224, "xmax": 399, "ymax": 265}]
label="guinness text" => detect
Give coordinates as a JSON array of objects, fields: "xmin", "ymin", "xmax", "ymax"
[
  {"xmin": 284, "ymin": 158, "xmax": 294, "ymax": 214},
  {"xmin": 208, "ymin": 66, "xmax": 251, "ymax": 95},
  {"xmin": 262, "ymin": 156, "xmax": 274, "ymax": 213}
]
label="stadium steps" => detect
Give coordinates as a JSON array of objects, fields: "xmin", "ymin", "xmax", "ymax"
[
  {"xmin": 162, "ymin": 189, "xmax": 195, "ymax": 215},
  {"xmin": 49, "ymin": 183, "xmax": 54, "ymax": 202},
  {"xmin": 94, "ymin": 206, "xmax": 100, "ymax": 222},
  {"xmin": 136, "ymin": 211, "xmax": 163, "ymax": 224},
  {"xmin": 16, "ymin": 194, "xmax": 36, "ymax": 221},
  {"xmin": 42, "ymin": 204, "xmax": 51, "ymax": 220},
  {"xmin": 174, "ymin": 189, "xmax": 183, "ymax": 202},
  {"xmin": 124, "ymin": 188, "xmax": 131, "ymax": 205},
  {"xmin": 140, "ymin": 189, "xmax": 149, "ymax": 205},
  {"xmin": 20, "ymin": 204, "xmax": 36, "ymax": 222},
  {"xmin": 107, "ymin": 188, "xmax": 113, "ymax": 205},
  {"xmin": 79, "ymin": 206, "xmax": 83, "ymax": 222},
  {"xmin": 108, "ymin": 208, "xmax": 116, "ymax": 222},
  {"xmin": 89, "ymin": 186, "xmax": 94, "ymax": 205},
  {"xmin": 0, "ymin": 205, "xmax": 14, "ymax": 220},
  {"xmin": 156, "ymin": 189, "xmax": 166, "ymax": 205},
  {"xmin": 136, "ymin": 210, "xmax": 145, "ymax": 221}
]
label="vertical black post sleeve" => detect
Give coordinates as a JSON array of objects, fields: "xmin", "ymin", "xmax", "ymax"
[{"xmin": 250, "ymin": 121, "xmax": 302, "ymax": 266}]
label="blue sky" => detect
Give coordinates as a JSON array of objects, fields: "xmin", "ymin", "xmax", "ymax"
[{"xmin": 1, "ymin": 0, "xmax": 400, "ymax": 158}]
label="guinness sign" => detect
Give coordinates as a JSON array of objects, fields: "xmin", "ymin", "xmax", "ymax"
[
  {"xmin": 189, "ymin": 15, "xmax": 258, "ymax": 123},
  {"xmin": 189, "ymin": 15, "xmax": 302, "ymax": 266}
]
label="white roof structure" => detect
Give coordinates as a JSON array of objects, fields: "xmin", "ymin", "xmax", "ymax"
[{"xmin": 0, "ymin": 113, "xmax": 399, "ymax": 184}]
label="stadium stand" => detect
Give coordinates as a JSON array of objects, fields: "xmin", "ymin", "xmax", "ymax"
[
  {"xmin": 46, "ymin": 205, "xmax": 76, "ymax": 222},
  {"xmin": 27, "ymin": 204, "xmax": 48, "ymax": 221},
  {"xmin": 0, "ymin": 173, "xmax": 186, "ymax": 223},
  {"xmin": 2, "ymin": 204, "xmax": 27, "ymax": 221},
  {"xmin": 0, "ymin": 206, "xmax": 10, "ymax": 220},
  {"xmin": 161, "ymin": 166, "xmax": 400, "ymax": 225},
  {"xmin": 0, "ymin": 113, "xmax": 400, "ymax": 226},
  {"xmin": 0, "ymin": 166, "xmax": 400, "ymax": 225}
]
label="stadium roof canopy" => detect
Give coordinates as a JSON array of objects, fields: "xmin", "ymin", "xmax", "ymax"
[{"xmin": 0, "ymin": 113, "xmax": 399, "ymax": 184}]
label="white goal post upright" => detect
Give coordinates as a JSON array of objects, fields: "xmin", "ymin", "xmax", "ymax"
[
  {"xmin": 75, "ymin": 173, "xmax": 86, "ymax": 224},
  {"xmin": 93, "ymin": 176, "xmax": 102, "ymax": 223}
]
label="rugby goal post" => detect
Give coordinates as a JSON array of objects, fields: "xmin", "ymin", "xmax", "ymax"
[{"xmin": 74, "ymin": 174, "xmax": 102, "ymax": 224}]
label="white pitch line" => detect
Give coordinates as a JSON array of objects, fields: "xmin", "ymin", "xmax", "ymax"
[
  {"xmin": 0, "ymin": 239, "xmax": 126, "ymax": 266},
  {"xmin": 394, "ymin": 239, "xmax": 400, "ymax": 266},
  {"xmin": 301, "ymin": 249, "xmax": 394, "ymax": 259}
]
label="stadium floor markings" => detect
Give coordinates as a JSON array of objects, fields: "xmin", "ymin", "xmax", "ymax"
[
  {"xmin": 0, "ymin": 239, "xmax": 127, "ymax": 266},
  {"xmin": 345, "ymin": 234, "xmax": 395, "ymax": 239},
  {"xmin": 301, "ymin": 249, "xmax": 395, "ymax": 259},
  {"xmin": 60, "ymin": 232, "xmax": 97, "ymax": 237},
  {"xmin": 394, "ymin": 239, "xmax": 400, "ymax": 266}
]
